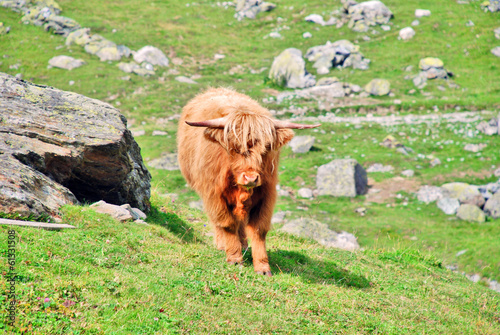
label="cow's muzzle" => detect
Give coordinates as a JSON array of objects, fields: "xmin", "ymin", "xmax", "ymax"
[{"xmin": 238, "ymin": 171, "xmax": 261, "ymax": 188}]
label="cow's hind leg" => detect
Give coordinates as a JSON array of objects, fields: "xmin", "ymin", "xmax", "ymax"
[
  {"xmin": 246, "ymin": 224, "xmax": 271, "ymax": 276},
  {"xmin": 222, "ymin": 225, "xmax": 243, "ymax": 265}
]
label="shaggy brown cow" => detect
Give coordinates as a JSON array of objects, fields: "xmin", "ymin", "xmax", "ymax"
[{"xmin": 177, "ymin": 88, "xmax": 319, "ymax": 276}]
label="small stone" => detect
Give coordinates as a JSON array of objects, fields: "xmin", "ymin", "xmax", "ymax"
[
  {"xmin": 415, "ymin": 9, "xmax": 431, "ymax": 18},
  {"xmin": 381, "ymin": 25, "xmax": 391, "ymax": 31},
  {"xmin": 401, "ymin": 169, "xmax": 415, "ymax": 177},
  {"xmin": 147, "ymin": 153, "xmax": 179, "ymax": 170},
  {"xmin": 303, "ymin": 32, "xmax": 312, "ymax": 39},
  {"xmin": 90, "ymin": 201, "xmax": 133, "ymax": 221},
  {"xmin": 48, "ymin": 55, "xmax": 85, "ymax": 70},
  {"xmin": 214, "ymin": 54, "xmax": 226, "ymax": 60},
  {"xmin": 411, "ymin": 20, "xmax": 420, "ymax": 26},
  {"xmin": 189, "ymin": 200, "xmax": 204, "ymax": 210},
  {"xmin": 464, "ymin": 143, "xmax": 487, "ymax": 152},
  {"xmin": 289, "ymin": 135, "xmax": 315, "ymax": 153},
  {"xmin": 430, "ymin": 158, "xmax": 441, "ymax": 167},
  {"xmin": 297, "ymin": 188, "xmax": 314, "ymax": 199},
  {"xmin": 491, "ymin": 47, "xmax": 500, "ymax": 58},
  {"xmin": 417, "ymin": 186, "xmax": 443, "ymax": 203},
  {"xmin": 152, "ymin": 130, "xmax": 168, "ymax": 136},
  {"xmin": 131, "ymin": 129, "xmax": 145, "ymax": 137},
  {"xmin": 366, "ymin": 163, "xmax": 394, "ymax": 173},
  {"xmin": 364, "ymin": 78, "xmax": 391, "ymax": 96},
  {"xmin": 175, "ymin": 76, "xmax": 198, "ymax": 84},
  {"xmin": 399, "ymin": 27, "xmax": 415, "ymax": 40},
  {"xmin": 455, "ymin": 249, "xmax": 467, "ymax": 257}
]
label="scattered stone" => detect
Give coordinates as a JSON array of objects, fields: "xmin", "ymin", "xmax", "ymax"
[
  {"xmin": 281, "ymin": 217, "xmax": 360, "ymax": 251},
  {"xmin": 152, "ymin": 130, "xmax": 168, "ymax": 136},
  {"xmin": 366, "ymin": 163, "xmax": 394, "ymax": 173},
  {"xmin": 461, "ymin": 194, "xmax": 486, "ymax": 208},
  {"xmin": 120, "ymin": 203, "xmax": 147, "ymax": 220},
  {"xmin": 147, "ymin": 153, "xmax": 179, "ymax": 170},
  {"xmin": 495, "ymin": 27, "xmax": 500, "ymax": 39},
  {"xmin": 267, "ymin": 31, "xmax": 282, "ymax": 39},
  {"xmin": 317, "ymin": 159, "xmax": 367, "ymax": 197},
  {"xmin": 418, "ymin": 57, "xmax": 451, "ymax": 80},
  {"xmin": 175, "ymin": 76, "xmax": 198, "ymax": 84},
  {"xmin": 484, "ymin": 193, "xmax": 500, "ymax": 218},
  {"xmin": 441, "ymin": 182, "xmax": 480, "ymax": 203},
  {"xmin": 456, "ymin": 249, "xmax": 468, "ymax": 257},
  {"xmin": 271, "ymin": 211, "xmax": 289, "ymax": 224},
  {"xmin": 305, "ymin": 40, "xmax": 370, "ymax": 74},
  {"xmin": 304, "ymin": 14, "xmax": 336, "ymax": 26},
  {"xmin": 364, "ymin": 78, "xmax": 390, "ymax": 96},
  {"xmin": 48, "ymin": 55, "xmax": 85, "ymax": 70},
  {"xmin": 411, "ymin": 20, "xmax": 420, "ymax": 26},
  {"xmin": 0, "ymin": 22, "xmax": 10, "ymax": 35},
  {"xmin": 465, "ymin": 20, "xmax": 474, "ymax": 27},
  {"xmin": 131, "ymin": 129, "xmax": 145, "ymax": 137},
  {"xmin": 438, "ymin": 197, "xmax": 460, "ymax": 215},
  {"xmin": 476, "ymin": 118, "xmax": 498, "ymax": 135},
  {"xmin": 234, "ymin": 0, "xmax": 276, "ymax": 20},
  {"xmin": 133, "ymin": 46, "xmax": 169, "ymax": 67},
  {"xmin": 354, "ymin": 207, "xmax": 367, "ymax": 216},
  {"xmin": 482, "ymin": 0, "xmax": 500, "ymax": 12},
  {"xmin": 456, "ymin": 204, "xmax": 485, "ymax": 223},
  {"xmin": 399, "ymin": 27, "xmax": 415, "ymax": 40},
  {"xmin": 289, "ymin": 135, "xmax": 315, "ymax": 153},
  {"xmin": 464, "ymin": 143, "xmax": 487, "ymax": 152},
  {"xmin": 343, "ymin": 0, "xmax": 393, "ymax": 32},
  {"xmin": 297, "ymin": 188, "xmax": 314, "ymax": 199},
  {"xmin": 417, "ymin": 185, "xmax": 443, "ymax": 203},
  {"xmin": 269, "ymin": 48, "xmax": 316, "ymax": 88},
  {"xmin": 303, "ymin": 32, "xmax": 312, "ymax": 38},
  {"xmin": 491, "ymin": 47, "xmax": 500, "ymax": 58},
  {"xmin": 415, "ymin": 9, "xmax": 431, "ymax": 17},
  {"xmin": 189, "ymin": 200, "xmax": 204, "ymax": 211},
  {"xmin": 117, "ymin": 61, "xmax": 155, "ymax": 76},
  {"xmin": 401, "ymin": 169, "xmax": 415, "ymax": 177},
  {"xmin": 381, "ymin": 25, "xmax": 391, "ymax": 31},
  {"xmin": 214, "ymin": 53, "xmax": 226, "ymax": 60},
  {"xmin": 90, "ymin": 200, "xmax": 133, "ymax": 221}
]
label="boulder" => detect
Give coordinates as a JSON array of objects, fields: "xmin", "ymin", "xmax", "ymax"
[
  {"xmin": 269, "ymin": 48, "xmax": 316, "ymax": 88},
  {"xmin": 416, "ymin": 185, "xmax": 443, "ymax": 203},
  {"xmin": 364, "ymin": 79, "xmax": 390, "ymax": 96},
  {"xmin": 345, "ymin": 1, "xmax": 393, "ymax": 32},
  {"xmin": 456, "ymin": 204, "xmax": 486, "ymax": 223},
  {"xmin": 305, "ymin": 40, "xmax": 370, "ymax": 73},
  {"xmin": 484, "ymin": 193, "xmax": 500, "ymax": 218},
  {"xmin": 48, "ymin": 55, "xmax": 85, "ymax": 70},
  {"xmin": 0, "ymin": 73, "xmax": 151, "ymax": 218},
  {"xmin": 316, "ymin": 159, "xmax": 367, "ymax": 197},
  {"xmin": 133, "ymin": 46, "xmax": 170, "ymax": 67},
  {"xmin": 280, "ymin": 218, "xmax": 360, "ymax": 251},
  {"xmin": 441, "ymin": 182, "xmax": 480, "ymax": 203},
  {"xmin": 289, "ymin": 135, "xmax": 315, "ymax": 153},
  {"xmin": 419, "ymin": 57, "xmax": 444, "ymax": 71}
]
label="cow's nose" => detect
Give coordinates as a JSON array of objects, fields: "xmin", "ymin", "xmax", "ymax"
[{"xmin": 243, "ymin": 173, "xmax": 259, "ymax": 187}]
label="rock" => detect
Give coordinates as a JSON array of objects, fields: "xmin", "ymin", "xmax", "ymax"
[
  {"xmin": 345, "ymin": 1, "xmax": 393, "ymax": 32},
  {"xmin": 175, "ymin": 76, "xmax": 198, "ymax": 84},
  {"xmin": 366, "ymin": 163, "xmax": 394, "ymax": 173},
  {"xmin": 269, "ymin": 48, "xmax": 316, "ymax": 88},
  {"xmin": 316, "ymin": 77, "xmax": 340, "ymax": 86},
  {"xmin": 90, "ymin": 201, "xmax": 133, "ymax": 221},
  {"xmin": 411, "ymin": 20, "xmax": 420, "ymax": 26},
  {"xmin": 419, "ymin": 57, "xmax": 444, "ymax": 71},
  {"xmin": 461, "ymin": 194, "xmax": 486, "ymax": 208},
  {"xmin": 430, "ymin": 158, "xmax": 441, "ymax": 167},
  {"xmin": 401, "ymin": 169, "xmax": 415, "ymax": 177},
  {"xmin": 456, "ymin": 204, "xmax": 485, "ymax": 223},
  {"xmin": 399, "ymin": 27, "xmax": 415, "ymax": 40},
  {"xmin": 268, "ymin": 31, "xmax": 281, "ymax": 39},
  {"xmin": 476, "ymin": 119, "xmax": 498, "ymax": 135},
  {"xmin": 441, "ymin": 182, "xmax": 480, "ymax": 203},
  {"xmin": 416, "ymin": 185, "xmax": 443, "ymax": 203},
  {"xmin": 364, "ymin": 79, "xmax": 390, "ymax": 96},
  {"xmin": 464, "ymin": 143, "xmax": 487, "ymax": 152},
  {"xmin": 96, "ymin": 46, "xmax": 122, "ymax": 62},
  {"xmin": 415, "ymin": 9, "xmax": 431, "ymax": 17},
  {"xmin": 48, "ymin": 55, "xmax": 85, "ymax": 70},
  {"xmin": 152, "ymin": 130, "xmax": 168, "ymax": 136},
  {"xmin": 381, "ymin": 25, "xmax": 391, "ymax": 31},
  {"xmin": 305, "ymin": 14, "xmax": 327, "ymax": 25},
  {"xmin": 271, "ymin": 211, "xmax": 289, "ymax": 224},
  {"xmin": 280, "ymin": 218, "xmax": 359, "ymax": 251},
  {"xmin": 133, "ymin": 46, "xmax": 169, "ymax": 67},
  {"xmin": 317, "ymin": 159, "xmax": 367, "ymax": 197},
  {"xmin": 297, "ymin": 188, "xmax": 314, "ymax": 199},
  {"xmin": 189, "ymin": 200, "xmax": 204, "ymax": 211},
  {"xmin": 117, "ymin": 61, "xmax": 155, "ymax": 76},
  {"xmin": 234, "ymin": 0, "xmax": 276, "ymax": 20},
  {"xmin": 437, "ymin": 197, "xmax": 460, "ymax": 215},
  {"xmin": 0, "ymin": 73, "xmax": 151, "ymax": 218},
  {"xmin": 120, "ymin": 204, "xmax": 147, "ymax": 220},
  {"xmin": 491, "ymin": 47, "xmax": 500, "ymax": 57},
  {"xmin": 495, "ymin": 27, "xmax": 500, "ymax": 39},
  {"xmin": 289, "ymin": 135, "xmax": 315, "ymax": 153},
  {"xmin": 303, "ymin": 32, "xmax": 312, "ymax": 38},
  {"xmin": 305, "ymin": 40, "xmax": 370, "ymax": 73},
  {"xmin": 147, "ymin": 153, "xmax": 179, "ymax": 170},
  {"xmin": 65, "ymin": 28, "xmax": 92, "ymax": 46},
  {"xmin": 484, "ymin": 193, "xmax": 500, "ymax": 218}
]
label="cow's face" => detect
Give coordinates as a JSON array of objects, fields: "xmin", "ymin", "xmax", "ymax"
[{"xmin": 204, "ymin": 119, "xmax": 294, "ymax": 189}]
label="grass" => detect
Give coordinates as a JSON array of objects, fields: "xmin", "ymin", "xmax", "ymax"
[{"xmin": 1, "ymin": 0, "xmax": 500, "ymax": 332}]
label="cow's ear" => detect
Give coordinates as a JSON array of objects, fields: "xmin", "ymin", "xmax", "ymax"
[
  {"xmin": 204, "ymin": 128, "xmax": 226, "ymax": 147},
  {"xmin": 274, "ymin": 129, "xmax": 294, "ymax": 149}
]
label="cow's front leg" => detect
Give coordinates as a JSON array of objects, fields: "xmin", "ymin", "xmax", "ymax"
[
  {"xmin": 246, "ymin": 224, "xmax": 271, "ymax": 276},
  {"xmin": 222, "ymin": 225, "xmax": 243, "ymax": 265}
]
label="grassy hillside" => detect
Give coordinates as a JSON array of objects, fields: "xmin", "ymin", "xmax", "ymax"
[{"xmin": 1, "ymin": 0, "xmax": 500, "ymax": 333}]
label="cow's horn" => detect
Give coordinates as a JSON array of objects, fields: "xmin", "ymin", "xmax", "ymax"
[
  {"xmin": 273, "ymin": 120, "xmax": 321, "ymax": 129},
  {"xmin": 185, "ymin": 116, "xmax": 228, "ymax": 128}
]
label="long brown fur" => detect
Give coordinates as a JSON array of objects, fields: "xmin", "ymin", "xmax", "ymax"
[{"xmin": 177, "ymin": 88, "xmax": 295, "ymax": 275}]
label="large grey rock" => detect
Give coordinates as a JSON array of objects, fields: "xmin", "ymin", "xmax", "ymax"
[
  {"xmin": 484, "ymin": 193, "xmax": 500, "ymax": 218},
  {"xmin": 0, "ymin": 73, "xmax": 151, "ymax": 218},
  {"xmin": 305, "ymin": 40, "xmax": 370, "ymax": 73},
  {"xmin": 234, "ymin": 0, "xmax": 276, "ymax": 20},
  {"xmin": 345, "ymin": 1, "xmax": 393, "ymax": 32},
  {"xmin": 441, "ymin": 182, "xmax": 480, "ymax": 203},
  {"xmin": 364, "ymin": 79, "xmax": 390, "ymax": 96},
  {"xmin": 456, "ymin": 204, "xmax": 486, "ymax": 223},
  {"xmin": 133, "ymin": 46, "xmax": 169, "ymax": 67},
  {"xmin": 437, "ymin": 197, "xmax": 460, "ymax": 215},
  {"xmin": 269, "ymin": 48, "xmax": 316, "ymax": 88},
  {"xmin": 48, "ymin": 55, "xmax": 85, "ymax": 70},
  {"xmin": 317, "ymin": 159, "xmax": 367, "ymax": 197},
  {"xmin": 280, "ymin": 218, "xmax": 360, "ymax": 251},
  {"xmin": 289, "ymin": 135, "xmax": 315, "ymax": 153}
]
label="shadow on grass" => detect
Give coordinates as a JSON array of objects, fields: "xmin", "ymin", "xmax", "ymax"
[
  {"xmin": 244, "ymin": 249, "xmax": 371, "ymax": 289},
  {"xmin": 147, "ymin": 206, "xmax": 202, "ymax": 244}
]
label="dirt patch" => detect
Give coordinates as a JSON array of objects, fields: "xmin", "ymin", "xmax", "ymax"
[{"xmin": 365, "ymin": 177, "xmax": 421, "ymax": 204}]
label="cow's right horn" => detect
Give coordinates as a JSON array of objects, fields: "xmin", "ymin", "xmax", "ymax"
[
  {"xmin": 185, "ymin": 116, "xmax": 228, "ymax": 128},
  {"xmin": 273, "ymin": 120, "xmax": 321, "ymax": 129}
]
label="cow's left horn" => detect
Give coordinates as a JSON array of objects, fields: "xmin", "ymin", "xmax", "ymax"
[
  {"xmin": 273, "ymin": 120, "xmax": 321, "ymax": 129},
  {"xmin": 185, "ymin": 116, "xmax": 228, "ymax": 128}
]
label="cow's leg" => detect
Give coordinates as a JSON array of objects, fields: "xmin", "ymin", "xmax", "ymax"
[
  {"xmin": 238, "ymin": 223, "xmax": 248, "ymax": 251},
  {"xmin": 246, "ymin": 224, "xmax": 271, "ymax": 276},
  {"xmin": 214, "ymin": 225, "xmax": 225, "ymax": 250},
  {"xmin": 223, "ymin": 225, "xmax": 243, "ymax": 264}
]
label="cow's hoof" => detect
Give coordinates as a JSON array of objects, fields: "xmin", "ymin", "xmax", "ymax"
[
  {"xmin": 256, "ymin": 271, "xmax": 272, "ymax": 277},
  {"xmin": 226, "ymin": 257, "xmax": 243, "ymax": 265}
]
